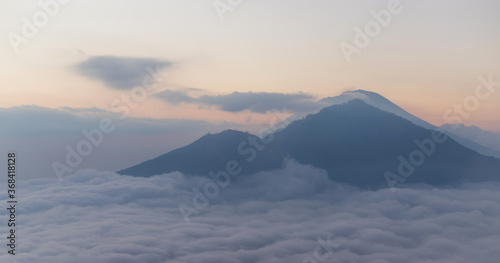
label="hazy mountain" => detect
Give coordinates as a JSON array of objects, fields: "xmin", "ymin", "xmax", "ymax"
[
  {"xmin": 441, "ymin": 123, "xmax": 500, "ymax": 152},
  {"xmin": 119, "ymin": 100, "xmax": 500, "ymax": 188},
  {"xmin": 320, "ymin": 90, "xmax": 500, "ymax": 159}
]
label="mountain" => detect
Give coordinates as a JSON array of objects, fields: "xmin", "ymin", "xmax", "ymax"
[
  {"xmin": 441, "ymin": 123, "xmax": 500, "ymax": 152},
  {"xmin": 320, "ymin": 90, "xmax": 434, "ymax": 129},
  {"xmin": 118, "ymin": 99, "xmax": 500, "ymax": 188},
  {"xmin": 321, "ymin": 90, "xmax": 500, "ymax": 159}
]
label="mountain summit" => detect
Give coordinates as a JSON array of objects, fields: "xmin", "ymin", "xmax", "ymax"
[
  {"xmin": 321, "ymin": 90, "xmax": 434, "ymax": 129},
  {"xmin": 320, "ymin": 90, "xmax": 500, "ymax": 159},
  {"xmin": 119, "ymin": 98, "xmax": 500, "ymax": 188}
]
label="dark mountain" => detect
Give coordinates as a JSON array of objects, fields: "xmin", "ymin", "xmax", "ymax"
[
  {"xmin": 118, "ymin": 100, "xmax": 500, "ymax": 188},
  {"xmin": 320, "ymin": 90, "xmax": 500, "ymax": 159},
  {"xmin": 320, "ymin": 89, "xmax": 434, "ymax": 129}
]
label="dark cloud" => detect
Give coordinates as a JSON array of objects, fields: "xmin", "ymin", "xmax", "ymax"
[
  {"xmin": 155, "ymin": 89, "xmax": 196, "ymax": 105},
  {"xmin": 156, "ymin": 90, "xmax": 324, "ymax": 113},
  {"xmin": 75, "ymin": 56, "xmax": 172, "ymax": 90},
  {"xmin": 60, "ymin": 106, "xmax": 107, "ymax": 114},
  {"xmin": 198, "ymin": 92, "xmax": 318, "ymax": 113},
  {"xmin": 4, "ymin": 161, "xmax": 500, "ymax": 262}
]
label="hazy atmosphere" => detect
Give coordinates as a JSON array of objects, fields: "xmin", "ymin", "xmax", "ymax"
[
  {"xmin": 1, "ymin": 0, "xmax": 499, "ymax": 262},
  {"xmin": 2, "ymin": 0, "xmax": 500, "ymax": 178}
]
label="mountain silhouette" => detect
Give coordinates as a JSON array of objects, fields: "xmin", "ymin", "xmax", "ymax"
[
  {"xmin": 118, "ymin": 99, "xmax": 500, "ymax": 188},
  {"xmin": 320, "ymin": 90, "xmax": 500, "ymax": 159},
  {"xmin": 321, "ymin": 90, "xmax": 434, "ymax": 129}
]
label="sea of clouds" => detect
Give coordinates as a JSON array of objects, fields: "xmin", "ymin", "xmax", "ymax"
[{"xmin": 2, "ymin": 160, "xmax": 500, "ymax": 263}]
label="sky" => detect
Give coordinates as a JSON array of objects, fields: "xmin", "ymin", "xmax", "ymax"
[{"xmin": 1, "ymin": 0, "xmax": 500, "ymax": 179}]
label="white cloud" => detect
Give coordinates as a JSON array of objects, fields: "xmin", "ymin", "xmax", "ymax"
[{"xmin": 2, "ymin": 161, "xmax": 500, "ymax": 262}]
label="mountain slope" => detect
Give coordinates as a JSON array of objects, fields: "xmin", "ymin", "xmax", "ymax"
[
  {"xmin": 119, "ymin": 130, "xmax": 252, "ymax": 176},
  {"xmin": 441, "ymin": 123, "xmax": 500, "ymax": 152},
  {"xmin": 320, "ymin": 90, "xmax": 435, "ymax": 129},
  {"xmin": 321, "ymin": 90, "xmax": 500, "ymax": 159},
  {"xmin": 272, "ymin": 100, "xmax": 500, "ymax": 186},
  {"xmin": 118, "ymin": 100, "xmax": 500, "ymax": 187}
]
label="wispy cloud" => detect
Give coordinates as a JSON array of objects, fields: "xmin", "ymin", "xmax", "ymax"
[
  {"xmin": 156, "ymin": 90, "xmax": 324, "ymax": 113},
  {"xmin": 75, "ymin": 56, "xmax": 172, "ymax": 90},
  {"xmin": 60, "ymin": 106, "xmax": 107, "ymax": 114},
  {"xmin": 156, "ymin": 89, "xmax": 196, "ymax": 105}
]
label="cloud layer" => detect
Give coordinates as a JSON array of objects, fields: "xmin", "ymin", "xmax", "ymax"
[
  {"xmin": 3, "ymin": 160, "xmax": 500, "ymax": 262},
  {"xmin": 75, "ymin": 56, "xmax": 172, "ymax": 90},
  {"xmin": 0, "ymin": 105, "xmax": 236, "ymax": 179},
  {"xmin": 156, "ymin": 90, "xmax": 324, "ymax": 113}
]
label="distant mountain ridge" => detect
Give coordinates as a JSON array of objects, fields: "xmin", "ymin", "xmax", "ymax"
[
  {"xmin": 119, "ymin": 99, "xmax": 500, "ymax": 188},
  {"xmin": 441, "ymin": 123, "xmax": 500, "ymax": 152}
]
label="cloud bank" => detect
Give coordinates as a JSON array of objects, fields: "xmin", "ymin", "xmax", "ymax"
[
  {"xmin": 3, "ymin": 160, "xmax": 500, "ymax": 262},
  {"xmin": 0, "ymin": 105, "xmax": 231, "ymax": 137},
  {"xmin": 75, "ymin": 56, "xmax": 172, "ymax": 90},
  {"xmin": 156, "ymin": 90, "xmax": 324, "ymax": 114},
  {"xmin": 0, "ymin": 105, "xmax": 236, "ymax": 179}
]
